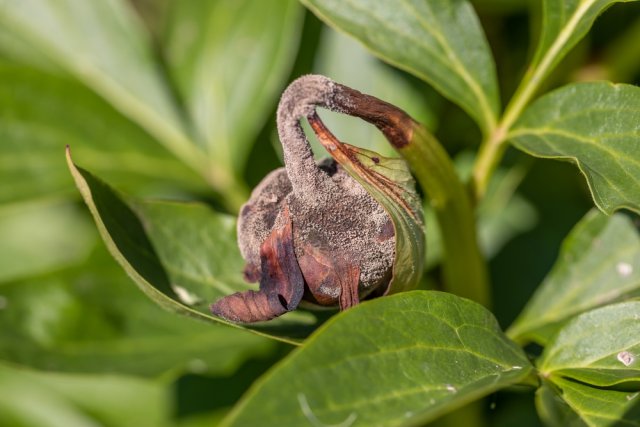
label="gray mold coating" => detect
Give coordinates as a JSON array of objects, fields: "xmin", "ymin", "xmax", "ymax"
[{"xmin": 237, "ymin": 75, "xmax": 395, "ymax": 299}]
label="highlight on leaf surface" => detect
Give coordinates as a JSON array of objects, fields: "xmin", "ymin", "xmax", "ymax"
[{"xmin": 212, "ymin": 75, "xmax": 425, "ymax": 323}]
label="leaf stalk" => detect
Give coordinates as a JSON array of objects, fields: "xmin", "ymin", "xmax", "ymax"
[
  {"xmin": 472, "ymin": 1, "xmax": 593, "ymax": 199},
  {"xmin": 402, "ymin": 125, "xmax": 490, "ymax": 307}
]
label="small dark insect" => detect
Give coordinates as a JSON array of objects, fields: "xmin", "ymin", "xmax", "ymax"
[{"xmin": 211, "ymin": 75, "xmax": 416, "ymax": 323}]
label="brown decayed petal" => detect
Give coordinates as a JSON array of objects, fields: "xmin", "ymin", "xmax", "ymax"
[
  {"xmin": 297, "ymin": 244, "xmax": 361, "ymax": 311},
  {"xmin": 211, "ymin": 206, "xmax": 304, "ymax": 323}
]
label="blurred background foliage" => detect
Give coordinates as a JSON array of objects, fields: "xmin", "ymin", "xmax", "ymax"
[{"xmin": 0, "ymin": 0, "xmax": 639, "ymax": 426}]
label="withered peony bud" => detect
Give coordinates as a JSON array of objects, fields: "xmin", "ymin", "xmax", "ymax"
[{"xmin": 211, "ymin": 75, "xmax": 423, "ymax": 323}]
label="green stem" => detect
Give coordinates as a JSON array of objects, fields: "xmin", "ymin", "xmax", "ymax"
[
  {"xmin": 403, "ymin": 125, "xmax": 490, "ymax": 307},
  {"xmin": 472, "ymin": 64, "xmax": 541, "ymax": 200},
  {"xmin": 472, "ymin": 125, "xmax": 508, "ymax": 202},
  {"xmin": 472, "ymin": 2, "xmax": 593, "ymax": 199}
]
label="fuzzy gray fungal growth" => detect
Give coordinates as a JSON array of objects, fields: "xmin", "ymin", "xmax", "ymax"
[{"xmin": 212, "ymin": 75, "xmax": 398, "ymax": 323}]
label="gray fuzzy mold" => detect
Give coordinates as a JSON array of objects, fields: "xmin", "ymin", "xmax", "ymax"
[{"xmin": 237, "ymin": 75, "xmax": 395, "ymax": 299}]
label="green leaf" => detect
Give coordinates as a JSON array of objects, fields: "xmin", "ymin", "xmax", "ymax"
[
  {"xmin": 0, "ymin": 199, "xmax": 95, "ymax": 283},
  {"xmin": 539, "ymin": 302, "xmax": 640, "ymax": 387},
  {"xmin": 535, "ymin": 381, "xmax": 583, "ymax": 427},
  {"xmin": 536, "ymin": 378, "xmax": 640, "ymax": 427},
  {"xmin": 528, "ymin": 0, "xmax": 637, "ymax": 85},
  {"xmin": 66, "ymin": 149, "xmax": 325, "ymax": 344},
  {"xmin": 310, "ymin": 27, "xmax": 436, "ymax": 158},
  {"xmin": 163, "ymin": 0, "xmax": 303, "ymax": 175},
  {"xmin": 0, "ymin": 0, "xmax": 203, "ymax": 175},
  {"xmin": 0, "ymin": 26, "xmax": 58, "ymax": 71},
  {"xmin": 0, "ymin": 246, "xmax": 275, "ymax": 378},
  {"xmin": 133, "ymin": 200, "xmax": 251, "ymax": 302},
  {"xmin": 0, "ymin": 361, "xmax": 173, "ymax": 427},
  {"xmin": 0, "ymin": 65, "xmax": 204, "ymax": 204},
  {"xmin": 222, "ymin": 291, "xmax": 533, "ymax": 427},
  {"xmin": 510, "ymin": 82, "xmax": 640, "ymax": 214},
  {"xmin": 508, "ymin": 209, "xmax": 640, "ymax": 344},
  {"xmin": 301, "ymin": 0, "xmax": 500, "ymax": 134}
]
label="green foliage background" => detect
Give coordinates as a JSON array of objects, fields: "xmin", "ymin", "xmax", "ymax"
[{"xmin": 0, "ymin": 1, "xmax": 639, "ymax": 426}]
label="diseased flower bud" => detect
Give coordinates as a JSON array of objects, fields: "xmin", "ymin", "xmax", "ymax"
[{"xmin": 211, "ymin": 75, "xmax": 424, "ymax": 323}]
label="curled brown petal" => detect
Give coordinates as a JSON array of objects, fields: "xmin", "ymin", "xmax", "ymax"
[
  {"xmin": 211, "ymin": 206, "xmax": 304, "ymax": 323},
  {"xmin": 297, "ymin": 244, "xmax": 361, "ymax": 310}
]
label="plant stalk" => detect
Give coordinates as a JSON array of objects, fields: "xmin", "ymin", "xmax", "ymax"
[
  {"xmin": 472, "ymin": 68, "xmax": 542, "ymax": 200},
  {"xmin": 472, "ymin": 3, "xmax": 592, "ymax": 199},
  {"xmin": 403, "ymin": 125, "xmax": 490, "ymax": 307}
]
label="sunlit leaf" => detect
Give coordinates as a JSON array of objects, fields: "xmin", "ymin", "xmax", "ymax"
[
  {"xmin": 0, "ymin": 0, "xmax": 203, "ymax": 174},
  {"xmin": 163, "ymin": 0, "xmax": 303, "ymax": 176},
  {"xmin": 0, "ymin": 65, "xmax": 204, "ymax": 204},
  {"xmin": 0, "ymin": 361, "xmax": 172, "ymax": 427},
  {"xmin": 222, "ymin": 291, "xmax": 533, "ymax": 427},
  {"xmin": 508, "ymin": 209, "xmax": 640, "ymax": 344},
  {"xmin": 0, "ymin": 199, "xmax": 94, "ymax": 283},
  {"xmin": 302, "ymin": 0, "xmax": 500, "ymax": 134},
  {"xmin": 510, "ymin": 82, "xmax": 640, "ymax": 214}
]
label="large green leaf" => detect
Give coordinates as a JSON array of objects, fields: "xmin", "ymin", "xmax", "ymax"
[
  {"xmin": 0, "ymin": 0, "xmax": 203, "ymax": 174},
  {"xmin": 310, "ymin": 27, "xmax": 436, "ymax": 158},
  {"xmin": 66, "ymin": 149, "xmax": 325, "ymax": 344},
  {"xmin": 510, "ymin": 82, "xmax": 640, "ymax": 214},
  {"xmin": 528, "ymin": 0, "xmax": 637, "ymax": 84},
  {"xmin": 0, "ymin": 199, "xmax": 94, "ymax": 283},
  {"xmin": 0, "ymin": 361, "xmax": 172, "ymax": 427},
  {"xmin": 0, "ymin": 246, "xmax": 274, "ymax": 378},
  {"xmin": 508, "ymin": 210, "xmax": 640, "ymax": 344},
  {"xmin": 301, "ymin": 0, "xmax": 500, "ymax": 134},
  {"xmin": 537, "ymin": 378, "xmax": 640, "ymax": 427},
  {"xmin": 0, "ymin": 65, "xmax": 204, "ymax": 204},
  {"xmin": 222, "ymin": 291, "xmax": 533, "ymax": 427},
  {"xmin": 539, "ymin": 302, "xmax": 640, "ymax": 387},
  {"xmin": 163, "ymin": 0, "xmax": 302, "ymax": 176}
]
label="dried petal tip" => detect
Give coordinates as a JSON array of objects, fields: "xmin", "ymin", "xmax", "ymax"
[{"xmin": 212, "ymin": 75, "xmax": 425, "ymax": 323}]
